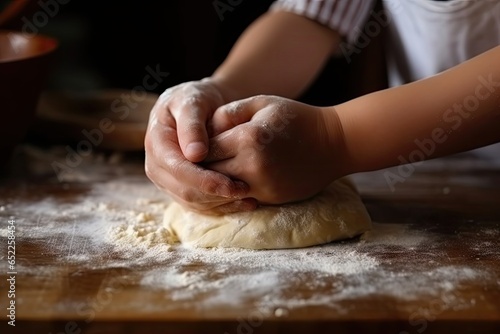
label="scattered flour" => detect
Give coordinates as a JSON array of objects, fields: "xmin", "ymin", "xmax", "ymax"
[
  {"xmin": 1, "ymin": 147, "xmax": 498, "ymax": 317},
  {"xmin": 2, "ymin": 174, "xmax": 494, "ymax": 317}
]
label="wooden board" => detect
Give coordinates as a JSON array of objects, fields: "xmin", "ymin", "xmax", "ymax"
[{"xmin": 0, "ymin": 145, "xmax": 499, "ymax": 334}]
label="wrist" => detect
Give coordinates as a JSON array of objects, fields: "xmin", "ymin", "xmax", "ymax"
[
  {"xmin": 206, "ymin": 76, "xmax": 247, "ymax": 104},
  {"xmin": 320, "ymin": 106, "xmax": 355, "ymax": 178}
]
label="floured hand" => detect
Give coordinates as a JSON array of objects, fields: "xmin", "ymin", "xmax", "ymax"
[
  {"xmin": 205, "ymin": 95, "xmax": 348, "ymax": 205},
  {"xmin": 144, "ymin": 79, "xmax": 257, "ymax": 214}
]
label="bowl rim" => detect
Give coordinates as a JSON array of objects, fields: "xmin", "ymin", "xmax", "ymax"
[
  {"xmin": 0, "ymin": 0, "xmax": 32, "ymax": 27},
  {"xmin": 0, "ymin": 29, "xmax": 58, "ymax": 64}
]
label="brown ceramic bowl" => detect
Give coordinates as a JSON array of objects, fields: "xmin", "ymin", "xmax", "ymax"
[
  {"xmin": 0, "ymin": 30, "xmax": 57, "ymax": 168},
  {"xmin": 0, "ymin": 1, "xmax": 36, "ymax": 29}
]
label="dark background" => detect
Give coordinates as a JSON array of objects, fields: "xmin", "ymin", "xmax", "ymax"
[{"xmin": 3, "ymin": 0, "xmax": 387, "ymax": 106}]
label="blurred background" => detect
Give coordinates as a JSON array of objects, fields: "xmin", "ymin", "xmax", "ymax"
[
  {"xmin": 0, "ymin": 0, "xmax": 388, "ymax": 171},
  {"xmin": 1, "ymin": 0, "xmax": 386, "ymax": 107}
]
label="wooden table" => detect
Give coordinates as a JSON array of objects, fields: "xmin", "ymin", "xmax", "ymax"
[{"xmin": 0, "ymin": 145, "xmax": 499, "ymax": 334}]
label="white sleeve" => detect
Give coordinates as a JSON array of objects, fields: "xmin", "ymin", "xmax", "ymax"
[{"xmin": 270, "ymin": 0, "xmax": 376, "ymax": 44}]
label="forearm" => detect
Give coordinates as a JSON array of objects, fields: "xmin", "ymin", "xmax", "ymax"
[
  {"xmin": 330, "ymin": 46, "xmax": 500, "ymax": 174},
  {"xmin": 211, "ymin": 11, "xmax": 340, "ymax": 102}
]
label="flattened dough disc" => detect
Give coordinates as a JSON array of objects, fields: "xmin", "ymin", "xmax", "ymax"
[{"xmin": 163, "ymin": 178, "xmax": 371, "ymax": 249}]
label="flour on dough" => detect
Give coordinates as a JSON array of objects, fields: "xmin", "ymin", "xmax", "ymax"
[{"xmin": 163, "ymin": 178, "xmax": 371, "ymax": 250}]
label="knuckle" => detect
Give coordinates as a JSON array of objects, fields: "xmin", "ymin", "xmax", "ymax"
[
  {"xmin": 250, "ymin": 124, "xmax": 272, "ymax": 146},
  {"xmin": 199, "ymin": 173, "xmax": 222, "ymax": 195},
  {"xmin": 180, "ymin": 95, "xmax": 203, "ymax": 109},
  {"xmin": 144, "ymin": 134, "xmax": 154, "ymax": 153},
  {"xmin": 158, "ymin": 91, "xmax": 173, "ymax": 105},
  {"xmin": 159, "ymin": 81, "xmax": 224, "ymax": 123},
  {"xmin": 253, "ymin": 94, "xmax": 268, "ymax": 102},
  {"xmin": 157, "ymin": 91, "xmax": 175, "ymax": 110},
  {"xmin": 152, "ymin": 103, "xmax": 174, "ymax": 126},
  {"xmin": 160, "ymin": 85, "xmax": 177, "ymax": 100},
  {"xmin": 183, "ymin": 118, "xmax": 204, "ymax": 134},
  {"xmin": 177, "ymin": 187, "xmax": 197, "ymax": 203},
  {"xmin": 159, "ymin": 81, "xmax": 193, "ymax": 101},
  {"xmin": 245, "ymin": 125, "xmax": 261, "ymax": 141}
]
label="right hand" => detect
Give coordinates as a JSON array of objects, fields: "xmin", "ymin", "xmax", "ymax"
[
  {"xmin": 205, "ymin": 95, "xmax": 345, "ymax": 205},
  {"xmin": 144, "ymin": 78, "xmax": 257, "ymax": 215}
]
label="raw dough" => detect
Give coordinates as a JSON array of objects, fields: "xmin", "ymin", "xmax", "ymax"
[{"xmin": 163, "ymin": 178, "xmax": 371, "ymax": 250}]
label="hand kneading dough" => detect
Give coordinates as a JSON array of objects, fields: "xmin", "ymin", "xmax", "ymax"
[{"xmin": 163, "ymin": 178, "xmax": 371, "ymax": 249}]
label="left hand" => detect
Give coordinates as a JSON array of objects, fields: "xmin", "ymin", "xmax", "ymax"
[
  {"xmin": 204, "ymin": 95, "xmax": 347, "ymax": 205},
  {"xmin": 144, "ymin": 79, "xmax": 257, "ymax": 215}
]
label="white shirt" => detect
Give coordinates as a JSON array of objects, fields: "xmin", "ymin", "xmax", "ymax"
[
  {"xmin": 384, "ymin": 0, "xmax": 500, "ymax": 86},
  {"xmin": 271, "ymin": 0, "xmax": 500, "ymax": 86},
  {"xmin": 271, "ymin": 0, "xmax": 500, "ymax": 159}
]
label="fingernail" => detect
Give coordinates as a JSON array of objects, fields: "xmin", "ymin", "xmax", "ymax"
[
  {"xmin": 186, "ymin": 142, "xmax": 207, "ymax": 158},
  {"xmin": 215, "ymin": 181, "xmax": 248, "ymax": 198},
  {"xmin": 213, "ymin": 184, "xmax": 228, "ymax": 198}
]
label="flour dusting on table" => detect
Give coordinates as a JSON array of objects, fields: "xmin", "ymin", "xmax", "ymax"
[
  {"xmin": 1, "ymin": 146, "xmax": 498, "ymax": 318},
  {"xmin": 1, "ymin": 173, "xmax": 497, "ymax": 317}
]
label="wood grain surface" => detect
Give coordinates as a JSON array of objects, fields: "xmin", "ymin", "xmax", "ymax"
[{"xmin": 0, "ymin": 145, "xmax": 499, "ymax": 334}]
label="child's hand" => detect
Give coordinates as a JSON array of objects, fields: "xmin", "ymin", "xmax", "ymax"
[
  {"xmin": 205, "ymin": 95, "xmax": 348, "ymax": 205},
  {"xmin": 144, "ymin": 79, "xmax": 257, "ymax": 214}
]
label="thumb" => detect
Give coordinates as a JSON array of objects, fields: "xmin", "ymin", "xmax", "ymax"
[
  {"xmin": 209, "ymin": 96, "xmax": 267, "ymax": 137},
  {"xmin": 175, "ymin": 104, "xmax": 210, "ymax": 163}
]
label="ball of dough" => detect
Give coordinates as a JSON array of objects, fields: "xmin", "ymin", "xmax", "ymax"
[{"xmin": 163, "ymin": 178, "xmax": 371, "ymax": 249}]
